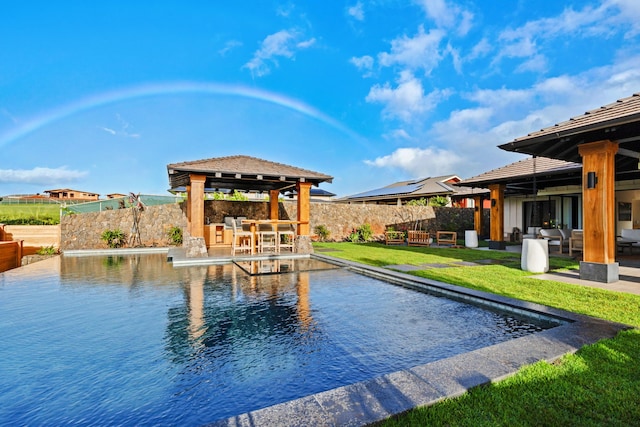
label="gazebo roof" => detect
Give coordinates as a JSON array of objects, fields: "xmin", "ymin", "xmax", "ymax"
[
  {"xmin": 499, "ymin": 93, "xmax": 640, "ymax": 176},
  {"xmin": 167, "ymin": 155, "xmax": 333, "ymax": 193}
]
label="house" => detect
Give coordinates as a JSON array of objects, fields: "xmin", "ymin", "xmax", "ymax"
[
  {"xmin": 44, "ymin": 188, "xmax": 100, "ymax": 201},
  {"xmin": 458, "ymin": 92, "xmax": 640, "ymax": 283},
  {"xmin": 283, "ymin": 187, "xmax": 336, "ymax": 202},
  {"xmin": 339, "ymin": 175, "xmax": 488, "ymax": 207},
  {"xmin": 459, "ymin": 156, "xmax": 584, "ymax": 235},
  {"xmin": 106, "ymin": 193, "xmax": 128, "ymax": 199}
]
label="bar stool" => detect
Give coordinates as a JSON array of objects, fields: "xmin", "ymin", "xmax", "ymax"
[
  {"xmin": 277, "ymin": 223, "xmax": 295, "ymax": 252},
  {"xmin": 231, "ymin": 220, "xmax": 253, "ymax": 255},
  {"xmin": 257, "ymin": 223, "xmax": 278, "ymax": 253}
]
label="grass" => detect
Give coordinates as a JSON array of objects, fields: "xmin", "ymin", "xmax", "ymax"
[
  {"xmin": 313, "ymin": 242, "xmax": 640, "ymax": 426},
  {"xmin": 0, "ymin": 204, "xmax": 60, "ymax": 225}
]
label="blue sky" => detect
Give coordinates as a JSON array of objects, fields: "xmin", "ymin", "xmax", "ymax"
[{"xmin": 2, "ymin": 1, "xmax": 640, "ymax": 198}]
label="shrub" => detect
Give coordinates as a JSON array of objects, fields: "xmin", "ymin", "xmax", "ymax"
[
  {"xmin": 36, "ymin": 245, "xmax": 58, "ymax": 255},
  {"xmin": 406, "ymin": 198, "xmax": 428, "ymax": 206},
  {"xmin": 167, "ymin": 225, "xmax": 183, "ymax": 245},
  {"xmin": 346, "ymin": 223, "xmax": 373, "ymax": 243},
  {"xmin": 101, "ymin": 229, "xmax": 126, "ymax": 248},
  {"xmin": 429, "ymin": 195, "xmax": 449, "ymax": 206},
  {"xmin": 357, "ymin": 223, "xmax": 373, "ymax": 242},
  {"xmin": 314, "ymin": 224, "xmax": 330, "ymax": 241}
]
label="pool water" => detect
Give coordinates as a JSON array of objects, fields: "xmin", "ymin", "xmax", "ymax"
[{"xmin": 0, "ymin": 254, "xmax": 555, "ymax": 426}]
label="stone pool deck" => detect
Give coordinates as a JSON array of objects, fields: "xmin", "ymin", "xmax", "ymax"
[{"xmin": 207, "ymin": 254, "xmax": 631, "ymax": 427}]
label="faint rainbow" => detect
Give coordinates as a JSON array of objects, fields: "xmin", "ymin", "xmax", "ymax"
[{"xmin": 0, "ymin": 81, "xmax": 364, "ymax": 147}]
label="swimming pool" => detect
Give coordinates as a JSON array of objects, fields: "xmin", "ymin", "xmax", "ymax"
[{"xmin": 0, "ymin": 253, "xmax": 608, "ymax": 426}]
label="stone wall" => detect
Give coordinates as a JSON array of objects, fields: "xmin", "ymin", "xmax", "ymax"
[
  {"xmin": 60, "ymin": 204, "xmax": 187, "ymax": 250},
  {"xmin": 60, "ymin": 200, "xmax": 485, "ymax": 249}
]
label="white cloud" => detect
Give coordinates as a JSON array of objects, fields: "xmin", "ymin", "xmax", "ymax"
[
  {"xmin": 365, "ymin": 71, "xmax": 451, "ymax": 122},
  {"xmin": 414, "ymin": 0, "xmax": 474, "ymax": 36},
  {"xmin": 218, "ymin": 40, "xmax": 242, "ymax": 56},
  {"xmin": 0, "ymin": 167, "xmax": 88, "ymax": 185},
  {"xmin": 468, "ymin": 38, "xmax": 492, "ymax": 61},
  {"xmin": 383, "ymin": 128, "xmax": 413, "ymax": 141},
  {"xmin": 347, "ymin": 2, "xmax": 364, "ymax": 21},
  {"xmin": 365, "ymin": 147, "xmax": 463, "ymax": 178},
  {"xmin": 493, "ymin": 1, "xmax": 640, "ymax": 72},
  {"xmin": 377, "ymin": 26, "xmax": 445, "ymax": 75},
  {"xmin": 515, "ymin": 54, "xmax": 548, "ymax": 74},
  {"xmin": 350, "ymin": 55, "xmax": 374, "ymax": 76},
  {"xmin": 99, "ymin": 114, "xmax": 141, "ymax": 138},
  {"xmin": 243, "ymin": 29, "xmax": 315, "ymax": 77}
]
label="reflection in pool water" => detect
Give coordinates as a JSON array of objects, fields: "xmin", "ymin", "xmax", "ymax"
[{"xmin": 0, "ymin": 254, "xmax": 557, "ymax": 426}]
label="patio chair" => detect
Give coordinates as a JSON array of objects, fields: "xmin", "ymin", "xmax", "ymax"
[
  {"xmin": 277, "ymin": 223, "xmax": 295, "ymax": 252},
  {"xmin": 257, "ymin": 223, "xmax": 278, "ymax": 253},
  {"xmin": 569, "ymin": 230, "xmax": 583, "ymax": 257},
  {"xmin": 231, "ymin": 220, "xmax": 253, "ymax": 255}
]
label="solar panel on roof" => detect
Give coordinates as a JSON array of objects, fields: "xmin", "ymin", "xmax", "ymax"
[{"xmin": 348, "ymin": 183, "xmax": 421, "ymax": 199}]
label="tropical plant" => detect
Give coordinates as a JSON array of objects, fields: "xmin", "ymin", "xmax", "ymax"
[
  {"xmin": 167, "ymin": 225, "xmax": 183, "ymax": 245},
  {"xmin": 357, "ymin": 223, "xmax": 374, "ymax": 242},
  {"xmin": 35, "ymin": 245, "xmax": 58, "ymax": 255},
  {"xmin": 429, "ymin": 195, "xmax": 449, "ymax": 207},
  {"xmin": 228, "ymin": 190, "xmax": 249, "ymax": 201},
  {"xmin": 314, "ymin": 224, "xmax": 330, "ymax": 242},
  {"xmin": 100, "ymin": 229, "xmax": 126, "ymax": 248},
  {"xmin": 406, "ymin": 198, "xmax": 428, "ymax": 206}
]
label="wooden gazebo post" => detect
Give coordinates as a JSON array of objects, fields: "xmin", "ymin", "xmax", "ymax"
[
  {"xmin": 187, "ymin": 174, "xmax": 206, "ymax": 238},
  {"xmin": 488, "ymin": 184, "xmax": 505, "ymax": 249},
  {"xmin": 297, "ymin": 181, "xmax": 311, "ymax": 236},
  {"xmin": 473, "ymin": 195, "xmax": 484, "ymax": 237},
  {"xmin": 578, "ymin": 140, "xmax": 619, "ymax": 282},
  {"xmin": 269, "ymin": 189, "xmax": 280, "ymax": 220}
]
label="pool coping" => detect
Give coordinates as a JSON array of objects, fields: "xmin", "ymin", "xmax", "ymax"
[{"xmin": 207, "ymin": 253, "xmax": 631, "ymax": 427}]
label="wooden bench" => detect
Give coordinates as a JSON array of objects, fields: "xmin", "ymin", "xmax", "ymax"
[
  {"xmin": 436, "ymin": 231, "xmax": 457, "ymax": 246},
  {"xmin": 384, "ymin": 231, "xmax": 405, "ymax": 245},
  {"xmin": 407, "ymin": 230, "xmax": 432, "ymax": 246}
]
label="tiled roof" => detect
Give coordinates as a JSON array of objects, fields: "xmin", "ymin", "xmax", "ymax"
[
  {"xmin": 499, "ymin": 93, "xmax": 640, "ymax": 167},
  {"xmin": 459, "ymin": 157, "xmax": 581, "ymax": 187},
  {"xmin": 167, "ymin": 155, "xmax": 333, "ymax": 191},
  {"xmin": 341, "ymin": 175, "xmax": 485, "ymax": 201},
  {"xmin": 168, "ymin": 155, "xmax": 332, "ymax": 180},
  {"xmin": 508, "ymin": 93, "xmax": 640, "ymax": 144}
]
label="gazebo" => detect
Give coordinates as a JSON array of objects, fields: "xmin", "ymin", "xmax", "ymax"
[
  {"xmin": 167, "ymin": 155, "xmax": 333, "ymax": 254},
  {"xmin": 466, "ymin": 93, "xmax": 640, "ymax": 282}
]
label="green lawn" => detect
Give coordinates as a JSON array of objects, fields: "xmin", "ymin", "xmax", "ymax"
[
  {"xmin": 0, "ymin": 203, "xmax": 60, "ymax": 225},
  {"xmin": 313, "ymin": 242, "xmax": 640, "ymax": 426}
]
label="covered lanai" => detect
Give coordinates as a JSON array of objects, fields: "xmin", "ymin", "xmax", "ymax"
[
  {"xmin": 167, "ymin": 155, "xmax": 333, "ymax": 253},
  {"xmin": 461, "ymin": 93, "xmax": 640, "ymax": 283}
]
